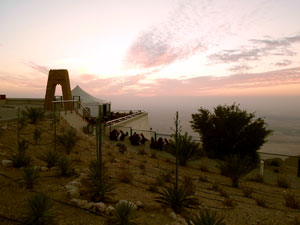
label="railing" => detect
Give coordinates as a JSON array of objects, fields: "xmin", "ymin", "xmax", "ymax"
[{"xmin": 106, "ymin": 110, "xmax": 145, "ymax": 126}]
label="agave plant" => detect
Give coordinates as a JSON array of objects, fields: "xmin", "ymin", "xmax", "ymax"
[
  {"xmin": 186, "ymin": 209, "xmax": 226, "ymax": 225},
  {"xmin": 12, "ymin": 140, "xmax": 31, "ymax": 168},
  {"xmin": 57, "ymin": 155, "xmax": 73, "ymax": 176},
  {"xmin": 22, "ymin": 166, "xmax": 40, "ymax": 189},
  {"xmin": 57, "ymin": 129, "xmax": 78, "ymax": 155},
  {"xmin": 40, "ymin": 150, "xmax": 59, "ymax": 168},
  {"xmin": 21, "ymin": 193, "xmax": 55, "ymax": 225},
  {"xmin": 107, "ymin": 200, "xmax": 138, "ymax": 225},
  {"xmin": 87, "ymin": 159, "xmax": 115, "ymax": 202},
  {"xmin": 217, "ymin": 154, "xmax": 257, "ymax": 187},
  {"xmin": 156, "ymin": 183, "xmax": 198, "ymax": 214},
  {"xmin": 33, "ymin": 128, "xmax": 42, "ymax": 144},
  {"xmin": 22, "ymin": 107, "xmax": 45, "ymax": 124},
  {"xmin": 168, "ymin": 132, "xmax": 202, "ymax": 166}
]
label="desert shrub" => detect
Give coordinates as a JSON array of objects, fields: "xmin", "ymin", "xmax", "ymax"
[
  {"xmin": 119, "ymin": 169, "xmax": 134, "ymax": 184},
  {"xmin": 255, "ymin": 197, "xmax": 267, "ymax": 207},
  {"xmin": 218, "ymin": 188, "xmax": 229, "ymax": 198},
  {"xmin": 57, "ymin": 155, "xmax": 72, "ymax": 176},
  {"xmin": 199, "ymin": 164, "xmax": 209, "ymax": 172},
  {"xmin": 156, "ymin": 171, "xmax": 172, "ymax": 185},
  {"xmin": 19, "ymin": 116, "xmax": 27, "ymax": 129},
  {"xmin": 22, "ymin": 166, "xmax": 40, "ymax": 189},
  {"xmin": 57, "ymin": 129, "xmax": 78, "ymax": 155},
  {"xmin": 87, "ymin": 159, "xmax": 115, "ymax": 202},
  {"xmin": 186, "ymin": 209, "xmax": 226, "ymax": 225},
  {"xmin": 168, "ymin": 132, "xmax": 202, "ymax": 166},
  {"xmin": 242, "ymin": 188, "xmax": 253, "ymax": 198},
  {"xmin": 183, "ymin": 176, "xmax": 196, "ymax": 195},
  {"xmin": 12, "ymin": 140, "xmax": 31, "ymax": 168},
  {"xmin": 147, "ymin": 182, "xmax": 159, "ymax": 193},
  {"xmin": 150, "ymin": 150, "xmax": 157, "ymax": 158},
  {"xmin": 117, "ymin": 143, "xmax": 127, "ymax": 154},
  {"xmin": 284, "ymin": 193, "xmax": 299, "ymax": 209},
  {"xmin": 138, "ymin": 148, "xmax": 147, "ymax": 156},
  {"xmin": 21, "ymin": 193, "xmax": 55, "ymax": 225},
  {"xmin": 22, "ymin": 107, "xmax": 45, "ymax": 124},
  {"xmin": 107, "ymin": 200, "xmax": 138, "ymax": 225},
  {"xmin": 277, "ymin": 176, "xmax": 290, "ymax": 188},
  {"xmin": 248, "ymin": 174, "xmax": 264, "ymax": 183},
  {"xmin": 33, "ymin": 128, "xmax": 42, "ymax": 144},
  {"xmin": 217, "ymin": 154, "xmax": 256, "ymax": 187},
  {"xmin": 40, "ymin": 150, "xmax": 59, "ymax": 168},
  {"xmin": 199, "ymin": 174, "xmax": 208, "ymax": 183},
  {"xmin": 156, "ymin": 183, "xmax": 198, "ymax": 213}
]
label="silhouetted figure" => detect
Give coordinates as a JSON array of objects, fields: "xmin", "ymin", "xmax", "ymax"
[
  {"xmin": 140, "ymin": 133, "xmax": 148, "ymax": 144},
  {"xmin": 129, "ymin": 133, "xmax": 140, "ymax": 145},
  {"xmin": 164, "ymin": 138, "xmax": 169, "ymax": 145},
  {"xmin": 150, "ymin": 137, "xmax": 157, "ymax": 149},
  {"xmin": 109, "ymin": 129, "xmax": 119, "ymax": 141},
  {"xmin": 157, "ymin": 137, "xmax": 164, "ymax": 150},
  {"xmin": 119, "ymin": 130, "xmax": 128, "ymax": 141}
]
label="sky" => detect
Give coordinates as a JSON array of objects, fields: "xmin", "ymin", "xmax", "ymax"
[{"xmin": 0, "ymin": 0, "xmax": 300, "ymax": 98}]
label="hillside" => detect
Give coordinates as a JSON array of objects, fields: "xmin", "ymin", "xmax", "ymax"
[{"xmin": 0, "ymin": 116, "xmax": 300, "ymax": 225}]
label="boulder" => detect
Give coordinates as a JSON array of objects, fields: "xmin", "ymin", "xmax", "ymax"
[
  {"xmin": 169, "ymin": 212, "xmax": 177, "ymax": 220},
  {"xmin": 2, "ymin": 160, "xmax": 13, "ymax": 167},
  {"xmin": 94, "ymin": 202, "xmax": 106, "ymax": 213},
  {"xmin": 66, "ymin": 185, "xmax": 80, "ymax": 198},
  {"xmin": 41, "ymin": 166, "xmax": 48, "ymax": 171},
  {"xmin": 105, "ymin": 205, "xmax": 115, "ymax": 215}
]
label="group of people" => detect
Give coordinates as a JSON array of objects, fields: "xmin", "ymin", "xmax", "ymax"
[{"xmin": 109, "ymin": 129, "xmax": 170, "ymax": 150}]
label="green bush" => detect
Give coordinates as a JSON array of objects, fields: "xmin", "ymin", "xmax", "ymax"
[
  {"xmin": 217, "ymin": 154, "xmax": 256, "ymax": 187},
  {"xmin": 22, "ymin": 166, "xmax": 40, "ymax": 189},
  {"xmin": 168, "ymin": 132, "xmax": 202, "ymax": 166},
  {"xmin": 21, "ymin": 193, "xmax": 55, "ymax": 225},
  {"xmin": 57, "ymin": 155, "xmax": 73, "ymax": 176},
  {"xmin": 33, "ymin": 128, "xmax": 42, "ymax": 144},
  {"xmin": 22, "ymin": 107, "xmax": 45, "ymax": 124},
  {"xmin": 87, "ymin": 159, "xmax": 115, "ymax": 202},
  {"xmin": 57, "ymin": 129, "xmax": 78, "ymax": 155},
  {"xmin": 40, "ymin": 150, "xmax": 59, "ymax": 168},
  {"xmin": 186, "ymin": 209, "xmax": 226, "ymax": 225},
  {"xmin": 156, "ymin": 183, "xmax": 198, "ymax": 213},
  {"xmin": 12, "ymin": 140, "xmax": 31, "ymax": 168},
  {"xmin": 107, "ymin": 200, "xmax": 138, "ymax": 225}
]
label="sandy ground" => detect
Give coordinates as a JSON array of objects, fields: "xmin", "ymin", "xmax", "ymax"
[{"xmin": 0, "ymin": 115, "xmax": 300, "ymax": 225}]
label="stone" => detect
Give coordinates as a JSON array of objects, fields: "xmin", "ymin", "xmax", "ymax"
[
  {"xmin": 1, "ymin": 125, "xmax": 7, "ymax": 130},
  {"xmin": 105, "ymin": 205, "xmax": 115, "ymax": 215},
  {"xmin": 150, "ymin": 214, "xmax": 155, "ymax": 218},
  {"xmin": 66, "ymin": 185, "xmax": 80, "ymax": 198},
  {"xmin": 68, "ymin": 179, "xmax": 81, "ymax": 187},
  {"xmin": 136, "ymin": 200, "xmax": 143, "ymax": 209},
  {"xmin": 169, "ymin": 212, "xmax": 177, "ymax": 220},
  {"xmin": 2, "ymin": 160, "xmax": 13, "ymax": 167},
  {"xmin": 94, "ymin": 202, "xmax": 106, "ymax": 213},
  {"xmin": 71, "ymin": 199, "xmax": 88, "ymax": 207},
  {"xmin": 83, "ymin": 202, "xmax": 94, "ymax": 209},
  {"xmin": 34, "ymin": 166, "xmax": 41, "ymax": 171},
  {"xmin": 41, "ymin": 166, "xmax": 48, "ymax": 171}
]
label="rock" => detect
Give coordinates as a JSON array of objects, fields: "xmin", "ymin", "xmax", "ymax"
[
  {"xmin": 136, "ymin": 201, "xmax": 143, "ymax": 209},
  {"xmin": 105, "ymin": 205, "xmax": 115, "ymax": 215},
  {"xmin": 34, "ymin": 166, "xmax": 41, "ymax": 171},
  {"xmin": 78, "ymin": 173, "xmax": 88, "ymax": 181},
  {"xmin": 169, "ymin": 212, "xmax": 177, "ymax": 220},
  {"xmin": 50, "ymin": 166, "xmax": 57, "ymax": 170},
  {"xmin": 94, "ymin": 202, "xmax": 106, "ymax": 213},
  {"xmin": 68, "ymin": 179, "xmax": 81, "ymax": 187},
  {"xmin": 1, "ymin": 125, "xmax": 7, "ymax": 130},
  {"xmin": 83, "ymin": 202, "xmax": 94, "ymax": 209},
  {"xmin": 41, "ymin": 166, "xmax": 48, "ymax": 171},
  {"xmin": 66, "ymin": 185, "xmax": 80, "ymax": 198},
  {"xmin": 2, "ymin": 160, "xmax": 13, "ymax": 167},
  {"xmin": 176, "ymin": 215, "xmax": 188, "ymax": 225},
  {"xmin": 150, "ymin": 214, "xmax": 155, "ymax": 218},
  {"xmin": 70, "ymin": 199, "xmax": 88, "ymax": 207}
]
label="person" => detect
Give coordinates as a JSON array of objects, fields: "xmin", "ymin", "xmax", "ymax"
[{"xmin": 140, "ymin": 133, "xmax": 148, "ymax": 144}]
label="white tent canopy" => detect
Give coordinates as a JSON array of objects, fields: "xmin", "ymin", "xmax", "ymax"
[{"xmin": 71, "ymin": 85, "xmax": 109, "ymax": 106}]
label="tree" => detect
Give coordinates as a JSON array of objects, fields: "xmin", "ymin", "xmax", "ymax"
[{"xmin": 191, "ymin": 104, "xmax": 272, "ymax": 161}]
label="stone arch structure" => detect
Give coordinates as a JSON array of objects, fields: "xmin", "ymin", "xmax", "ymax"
[{"xmin": 44, "ymin": 69, "xmax": 72, "ymax": 110}]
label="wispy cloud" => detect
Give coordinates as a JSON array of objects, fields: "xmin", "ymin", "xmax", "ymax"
[
  {"xmin": 209, "ymin": 34, "xmax": 300, "ymax": 64},
  {"xmin": 25, "ymin": 61, "xmax": 49, "ymax": 75},
  {"xmin": 275, "ymin": 59, "xmax": 292, "ymax": 67}
]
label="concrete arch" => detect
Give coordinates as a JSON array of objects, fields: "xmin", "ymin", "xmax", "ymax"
[{"xmin": 44, "ymin": 69, "xmax": 72, "ymax": 110}]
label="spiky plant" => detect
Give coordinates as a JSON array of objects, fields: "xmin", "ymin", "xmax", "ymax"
[
  {"xmin": 12, "ymin": 140, "xmax": 31, "ymax": 168},
  {"xmin": 58, "ymin": 129, "xmax": 78, "ymax": 155},
  {"xmin": 57, "ymin": 155, "xmax": 72, "ymax": 176},
  {"xmin": 33, "ymin": 128, "xmax": 42, "ymax": 144},
  {"xmin": 169, "ymin": 132, "xmax": 202, "ymax": 166},
  {"xmin": 217, "ymin": 154, "xmax": 256, "ymax": 187},
  {"xmin": 22, "ymin": 166, "xmax": 40, "ymax": 189},
  {"xmin": 21, "ymin": 193, "xmax": 55, "ymax": 225},
  {"xmin": 107, "ymin": 200, "xmax": 138, "ymax": 225},
  {"xmin": 186, "ymin": 209, "xmax": 226, "ymax": 225},
  {"xmin": 87, "ymin": 159, "xmax": 115, "ymax": 202},
  {"xmin": 40, "ymin": 150, "xmax": 59, "ymax": 168},
  {"xmin": 22, "ymin": 107, "xmax": 45, "ymax": 124},
  {"xmin": 156, "ymin": 183, "xmax": 198, "ymax": 214}
]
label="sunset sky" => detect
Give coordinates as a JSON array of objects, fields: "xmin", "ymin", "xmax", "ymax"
[{"xmin": 0, "ymin": 0, "xmax": 300, "ymax": 98}]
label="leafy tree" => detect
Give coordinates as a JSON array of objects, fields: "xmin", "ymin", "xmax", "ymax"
[{"xmin": 191, "ymin": 104, "xmax": 272, "ymax": 161}]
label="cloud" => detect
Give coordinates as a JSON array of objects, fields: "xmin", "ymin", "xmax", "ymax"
[
  {"xmin": 125, "ymin": 0, "xmax": 234, "ymax": 71},
  {"xmin": 25, "ymin": 61, "xmax": 49, "ymax": 74},
  {"xmin": 229, "ymin": 64, "xmax": 252, "ymax": 73},
  {"xmin": 275, "ymin": 60, "xmax": 292, "ymax": 67},
  {"xmin": 209, "ymin": 34, "xmax": 300, "ymax": 64}
]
